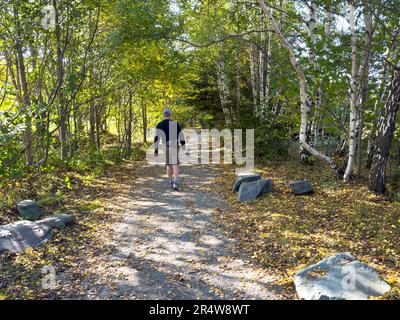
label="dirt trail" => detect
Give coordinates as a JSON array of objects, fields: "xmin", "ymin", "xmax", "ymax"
[{"xmin": 86, "ymin": 160, "xmax": 282, "ymax": 300}]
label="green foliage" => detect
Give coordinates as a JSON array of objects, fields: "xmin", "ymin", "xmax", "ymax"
[
  {"xmin": 254, "ymin": 120, "xmax": 290, "ymax": 159},
  {"xmin": 79, "ymin": 200, "xmax": 102, "ymax": 212},
  {"xmin": 393, "ymin": 193, "xmax": 400, "ymax": 203},
  {"xmin": 64, "ymin": 177, "xmax": 73, "ymax": 190},
  {"xmin": 37, "ymin": 193, "xmax": 62, "ymax": 207},
  {"xmin": 0, "ymin": 112, "xmax": 26, "ymax": 182},
  {"xmin": 66, "ymin": 146, "xmax": 125, "ymax": 173}
]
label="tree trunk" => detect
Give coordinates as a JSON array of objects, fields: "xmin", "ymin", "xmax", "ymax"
[
  {"xmin": 216, "ymin": 41, "xmax": 232, "ymax": 125},
  {"xmin": 308, "ymin": 1, "xmax": 321, "ymax": 147},
  {"xmin": 90, "ymin": 100, "xmax": 96, "ymax": 147},
  {"xmin": 53, "ymin": 0, "xmax": 68, "ymax": 162},
  {"xmin": 235, "ymin": 40, "xmax": 241, "ymax": 112},
  {"xmin": 366, "ymin": 30, "xmax": 399, "ymax": 169},
  {"xmin": 259, "ymin": 14, "xmax": 266, "ymax": 118},
  {"xmin": 249, "ymin": 43, "xmax": 258, "ymax": 113},
  {"xmin": 257, "ymin": 0, "xmax": 341, "ymax": 176},
  {"xmin": 356, "ymin": 4, "xmax": 373, "ymax": 177},
  {"xmin": 126, "ymin": 93, "xmax": 133, "ymax": 152},
  {"xmin": 368, "ymin": 68, "xmax": 400, "ymax": 194},
  {"xmin": 13, "ymin": 4, "xmax": 34, "ymax": 166},
  {"xmin": 265, "ymin": 13, "xmax": 272, "ymax": 115},
  {"xmin": 96, "ymin": 106, "xmax": 101, "ymax": 149},
  {"xmin": 343, "ymin": 1, "xmax": 358, "ymax": 182},
  {"xmin": 141, "ymin": 102, "xmax": 147, "ymax": 143}
]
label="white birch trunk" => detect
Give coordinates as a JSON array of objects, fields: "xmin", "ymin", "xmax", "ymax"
[
  {"xmin": 313, "ymin": 10, "xmax": 333, "ymax": 145},
  {"xmin": 249, "ymin": 43, "xmax": 259, "ymax": 113},
  {"xmin": 356, "ymin": 3, "xmax": 373, "ymax": 176},
  {"xmin": 343, "ymin": 1, "xmax": 358, "ymax": 182},
  {"xmin": 257, "ymin": 0, "xmax": 341, "ymax": 175},
  {"xmin": 308, "ymin": 1, "xmax": 319, "ymax": 146},
  {"xmin": 265, "ymin": 9, "xmax": 272, "ymax": 115},
  {"xmin": 259, "ymin": 14, "xmax": 266, "ymax": 118}
]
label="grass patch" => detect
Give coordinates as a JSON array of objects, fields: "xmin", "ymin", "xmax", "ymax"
[
  {"xmin": 37, "ymin": 192, "xmax": 63, "ymax": 206},
  {"xmin": 79, "ymin": 200, "xmax": 102, "ymax": 212}
]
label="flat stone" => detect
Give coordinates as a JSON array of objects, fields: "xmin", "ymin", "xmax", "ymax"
[
  {"xmin": 232, "ymin": 173, "xmax": 261, "ymax": 192},
  {"xmin": 37, "ymin": 214, "xmax": 76, "ymax": 229},
  {"xmin": 0, "ymin": 220, "xmax": 52, "ymax": 253},
  {"xmin": 237, "ymin": 179, "xmax": 273, "ymax": 202},
  {"xmin": 294, "ymin": 252, "xmax": 391, "ymax": 300},
  {"xmin": 16, "ymin": 200, "xmax": 44, "ymax": 220},
  {"xmin": 288, "ymin": 180, "xmax": 313, "ymax": 195}
]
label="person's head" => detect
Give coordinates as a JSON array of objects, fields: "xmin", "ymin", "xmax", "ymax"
[{"xmin": 163, "ymin": 108, "xmax": 171, "ymax": 119}]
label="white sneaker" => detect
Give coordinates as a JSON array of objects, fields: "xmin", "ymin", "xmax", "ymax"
[{"xmin": 172, "ymin": 183, "xmax": 179, "ymax": 191}]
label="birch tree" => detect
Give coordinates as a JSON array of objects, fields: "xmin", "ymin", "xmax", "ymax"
[
  {"xmin": 307, "ymin": 0, "xmax": 318, "ymax": 147},
  {"xmin": 249, "ymin": 43, "xmax": 259, "ymax": 113},
  {"xmin": 368, "ymin": 68, "xmax": 400, "ymax": 194},
  {"xmin": 257, "ymin": 0, "xmax": 341, "ymax": 176},
  {"xmin": 343, "ymin": 0, "xmax": 358, "ymax": 182},
  {"xmin": 356, "ymin": 2, "xmax": 373, "ymax": 177}
]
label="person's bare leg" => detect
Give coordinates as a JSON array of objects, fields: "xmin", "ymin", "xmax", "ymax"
[
  {"xmin": 167, "ymin": 165, "xmax": 173, "ymax": 186},
  {"xmin": 173, "ymin": 165, "xmax": 179, "ymax": 180},
  {"xmin": 172, "ymin": 165, "xmax": 180, "ymax": 190}
]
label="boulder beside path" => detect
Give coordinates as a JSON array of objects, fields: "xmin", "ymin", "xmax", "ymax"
[
  {"xmin": 294, "ymin": 252, "xmax": 391, "ymax": 300},
  {"xmin": 38, "ymin": 214, "xmax": 76, "ymax": 229},
  {"xmin": 0, "ymin": 221, "xmax": 52, "ymax": 253},
  {"xmin": 17, "ymin": 200, "xmax": 44, "ymax": 220},
  {"xmin": 0, "ymin": 214, "xmax": 77, "ymax": 254},
  {"xmin": 288, "ymin": 180, "xmax": 314, "ymax": 195},
  {"xmin": 232, "ymin": 173, "xmax": 261, "ymax": 192},
  {"xmin": 237, "ymin": 179, "xmax": 273, "ymax": 202}
]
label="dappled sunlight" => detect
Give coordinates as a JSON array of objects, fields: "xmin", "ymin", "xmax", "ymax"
[{"xmin": 90, "ymin": 161, "xmax": 282, "ymax": 299}]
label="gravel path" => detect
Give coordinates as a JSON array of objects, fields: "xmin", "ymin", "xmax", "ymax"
[{"xmin": 94, "ymin": 161, "xmax": 282, "ymax": 300}]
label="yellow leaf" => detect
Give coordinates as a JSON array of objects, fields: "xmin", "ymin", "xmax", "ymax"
[{"xmin": 387, "ymin": 275, "xmax": 397, "ymax": 285}]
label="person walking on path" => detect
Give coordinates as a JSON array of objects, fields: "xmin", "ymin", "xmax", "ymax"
[{"xmin": 154, "ymin": 108, "xmax": 186, "ymax": 191}]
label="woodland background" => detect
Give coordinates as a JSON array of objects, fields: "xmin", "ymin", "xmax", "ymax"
[{"xmin": 1, "ymin": 0, "xmax": 400, "ymax": 299}]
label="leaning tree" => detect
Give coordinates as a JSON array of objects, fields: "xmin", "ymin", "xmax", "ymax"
[{"xmin": 368, "ymin": 67, "xmax": 400, "ymax": 194}]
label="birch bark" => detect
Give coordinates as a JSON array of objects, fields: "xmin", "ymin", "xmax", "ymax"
[
  {"xmin": 257, "ymin": 0, "xmax": 341, "ymax": 176},
  {"xmin": 343, "ymin": 1, "xmax": 358, "ymax": 182},
  {"xmin": 356, "ymin": 3, "xmax": 373, "ymax": 177},
  {"xmin": 368, "ymin": 69, "xmax": 400, "ymax": 194},
  {"xmin": 249, "ymin": 43, "xmax": 259, "ymax": 113}
]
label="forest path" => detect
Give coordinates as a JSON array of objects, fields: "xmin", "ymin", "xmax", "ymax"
[{"xmin": 89, "ymin": 160, "xmax": 282, "ymax": 299}]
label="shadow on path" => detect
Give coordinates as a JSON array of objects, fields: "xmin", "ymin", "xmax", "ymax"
[{"xmin": 85, "ymin": 161, "xmax": 282, "ymax": 300}]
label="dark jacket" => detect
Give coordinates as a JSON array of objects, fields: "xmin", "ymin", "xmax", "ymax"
[{"xmin": 154, "ymin": 119, "xmax": 185, "ymax": 154}]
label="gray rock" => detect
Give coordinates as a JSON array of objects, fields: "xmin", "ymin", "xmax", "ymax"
[
  {"xmin": 232, "ymin": 173, "xmax": 261, "ymax": 192},
  {"xmin": 257, "ymin": 179, "xmax": 273, "ymax": 197},
  {"xmin": 0, "ymin": 220, "xmax": 52, "ymax": 253},
  {"xmin": 237, "ymin": 179, "xmax": 273, "ymax": 202},
  {"xmin": 37, "ymin": 214, "xmax": 76, "ymax": 229},
  {"xmin": 294, "ymin": 252, "xmax": 391, "ymax": 300},
  {"xmin": 16, "ymin": 200, "xmax": 44, "ymax": 220},
  {"xmin": 288, "ymin": 180, "xmax": 313, "ymax": 195}
]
